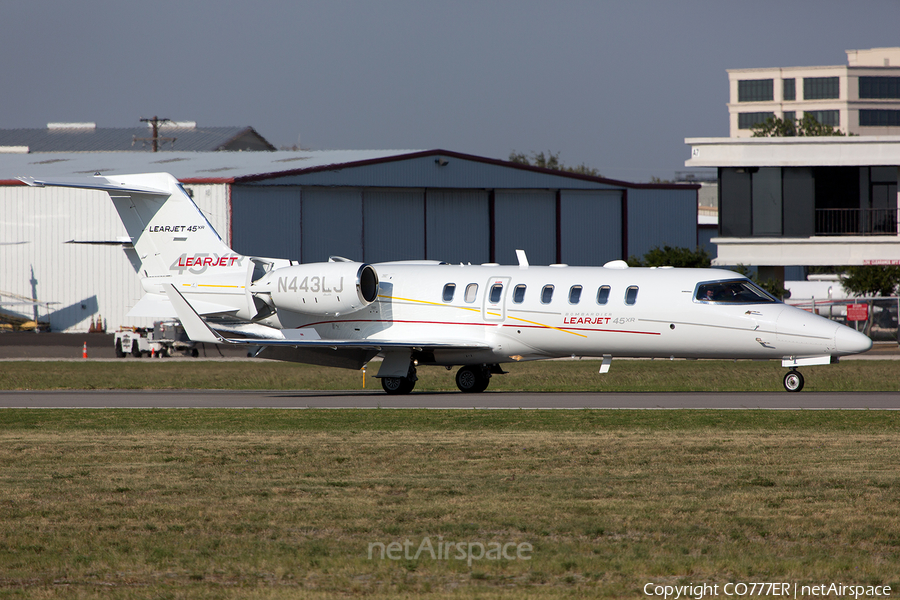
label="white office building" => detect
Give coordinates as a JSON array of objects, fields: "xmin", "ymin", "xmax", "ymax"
[{"xmin": 729, "ymin": 47, "xmax": 900, "ymax": 137}]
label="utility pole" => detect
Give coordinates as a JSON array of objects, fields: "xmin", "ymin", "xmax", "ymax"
[{"xmin": 134, "ymin": 116, "xmax": 176, "ymax": 151}]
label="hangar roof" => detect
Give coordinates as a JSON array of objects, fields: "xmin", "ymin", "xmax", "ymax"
[
  {"xmin": 0, "ymin": 148, "xmax": 695, "ymax": 191},
  {"xmin": 0, "ymin": 124, "xmax": 276, "ymax": 152}
]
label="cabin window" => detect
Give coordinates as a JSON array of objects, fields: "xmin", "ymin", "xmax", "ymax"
[
  {"xmin": 624, "ymin": 286, "xmax": 639, "ymax": 305},
  {"xmin": 568, "ymin": 285, "xmax": 582, "ymax": 304},
  {"xmin": 489, "ymin": 283, "xmax": 503, "ymax": 303},
  {"xmin": 464, "ymin": 283, "xmax": 478, "ymax": 303},
  {"xmin": 541, "ymin": 285, "xmax": 554, "ymax": 304},
  {"xmin": 596, "ymin": 285, "xmax": 610, "ymax": 305},
  {"xmin": 513, "ymin": 284, "xmax": 526, "ymax": 304},
  {"xmin": 442, "ymin": 283, "xmax": 456, "ymax": 302},
  {"xmin": 695, "ymin": 279, "xmax": 778, "ymax": 304}
]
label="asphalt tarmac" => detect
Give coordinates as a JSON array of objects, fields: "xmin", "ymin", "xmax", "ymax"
[
  {"xmin": 1, "ymin": 389, "xmax": 899, "ymax": 409},
  {"xmin": 1, "ymin": 333, "xmax": 898, "ymax": 409}
]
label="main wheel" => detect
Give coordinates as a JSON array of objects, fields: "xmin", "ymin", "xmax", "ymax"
[
  {"xmin": 783, "ymin": 370, "xmax": 804, "ymax": 392},
  {"xmin": 381, "ymin": 376, "xmax": 416, "ymax": 395},
  {"xmin": 456, "ymin": 366, "xmax": 490, "ymax": 393}
]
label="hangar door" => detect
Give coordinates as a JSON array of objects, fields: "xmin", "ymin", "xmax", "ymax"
[
  {"xmin": 230, "ymin": 186, "xmax": 302, "ymax": 260},
  {"xmin": 363, "ymin": 189, "xmax": 425, "ymax": 262},
  {"xmin": 494, "ymin": 190, "xmax": 556, "ymax": 266},
  {"xmin": 560, "ymin": 190, "xmax": 622, "ymax": 266},
  {"xmin": 426, "ymin": 190, "xmax": 490, "ymax": 264},
  {"xmin": 302, "ymin": 188, "xmax": 363, "ymax": 263}
]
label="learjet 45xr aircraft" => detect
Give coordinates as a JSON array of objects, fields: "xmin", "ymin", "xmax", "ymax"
[{"xmin": 20, "ymin": 173, "xmax": 872, "ymax": 393}]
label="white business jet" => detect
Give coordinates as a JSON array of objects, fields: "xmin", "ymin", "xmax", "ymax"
[{"xmin": 19, "ymin": 173, "xmax": 872, "ymax": 393}]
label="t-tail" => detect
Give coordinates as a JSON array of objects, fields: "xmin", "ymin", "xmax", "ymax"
[
  {"xmin": 18, "ymin": 173, "xmax": 378, "ymax": 323},
  {"xmin": 19, "ymin": 173, "xmax": 267, "ymax": 320}
]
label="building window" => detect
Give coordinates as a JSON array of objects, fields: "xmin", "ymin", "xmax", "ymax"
[
  {"xmin": 783, "ymin": 111, "xmax": 795, "ymax": 122},
  {"xmin": 782, "ymin": 78, "xmax": 796, "ymax": 101},
  {"xmin": 738, "ymin": 79, "xmax": 773, "ymax": 102},
  {"xmin": 859, "ymin": 76, "xmax": 900, "ymax": 99},
  {"xmin": 738, "ymin": 112, "xmax": 775, "ymax": 129},
  {"xmin": 803, "ymin": 77, "xmax": 839, "ymax": 100},
  {"xmin": 805, "ymin": 110, "xmax": 839, "ymax": 127},
  {"xmin": 860, "ymin": 110, "xmax": 900, "ymax": 127}
]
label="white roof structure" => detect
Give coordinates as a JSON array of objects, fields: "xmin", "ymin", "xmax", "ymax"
[{"xmin": 0, "ymin": 149, "xmax": 421, "ymax": 183}]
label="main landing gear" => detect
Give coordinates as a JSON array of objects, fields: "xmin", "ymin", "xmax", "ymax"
[
  {"xmin": 380, "ymin": 363, "xmax": 505, "ymax": 395},
  {"xmin": 456, "ymin": 365, "xmax": 492, "ymax": 393},
  {"xmin": 783, "ymin": 369, "xmax": 805, "ymax": 392}
]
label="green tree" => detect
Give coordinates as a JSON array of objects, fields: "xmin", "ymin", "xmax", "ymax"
[
  {"xmin": 508, "ymin": 150, "xmax": 601, "ymax": 177},
  {"xmin": 841, "ymin": 266, "xmax": 900, "ymax": 297},
  {"xmin": 729, "ymin": 265, "xmax": 788, "ymax": 300},
  {"xmin": 751, "ymin": 113, "xmax": 847, "ymax": 137},
  {"xmin": 627, "ymin": 245, "xmax": 712, "ymax": 268}
]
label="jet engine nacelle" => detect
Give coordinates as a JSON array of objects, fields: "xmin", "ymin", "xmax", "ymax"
[{"xmin": 253, "ymin": 262, "xmax": 379, "ymax": 316}]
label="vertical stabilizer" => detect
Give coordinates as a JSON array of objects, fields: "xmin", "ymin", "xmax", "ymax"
[
  {"xmin": 101, "ymin": 173, "xmax": 240, "ymax": 279},
  {"xmin": 19, "ymin": 173, "xmax": 244, "ymax": 280}
]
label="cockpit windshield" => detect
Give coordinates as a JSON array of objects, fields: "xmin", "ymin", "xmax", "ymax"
[{"xmin": 695, "ymin": 279, "xmax": 778, "ymax": 304}]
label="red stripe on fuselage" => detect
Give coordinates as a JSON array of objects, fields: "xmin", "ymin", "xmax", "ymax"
[{"xmin": 292, "ymin": 318, "xmax": 659, "ymax": 336}]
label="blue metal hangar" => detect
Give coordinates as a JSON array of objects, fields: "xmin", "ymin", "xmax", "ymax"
[
  {"xmin": 229, "ymin": 149, "xmax": 700, "ymax": 266},
  {"xmin": 0, "ymin": 148, "xmax": 699, "ymax": 332}
]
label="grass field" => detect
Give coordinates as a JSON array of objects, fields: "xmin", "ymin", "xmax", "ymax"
[
  {"xmin": 0, "ymin": 410, "xmax": 898, "ymax": 599},
  {"xmin": 0, "ymin": 361, "xmax": 898, "ymax": 598},
  {"xmin": 0, "ymin": 358, "xmax": 898, "ymax": 392}
]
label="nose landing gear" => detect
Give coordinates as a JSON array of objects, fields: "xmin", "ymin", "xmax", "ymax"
[{"xmin": 783, "ymin": 369, "xmax": 805, "ymax": 392}]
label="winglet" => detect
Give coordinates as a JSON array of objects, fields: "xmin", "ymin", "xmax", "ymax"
[{"xmin": 162, "ymin": 284, "xmax": 225, "ymax": 344}]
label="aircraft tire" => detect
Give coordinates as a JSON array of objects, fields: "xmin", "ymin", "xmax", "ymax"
[
  {"xmin": 456, "ymin": 366, "xmax": 490, "ymax": 393},
  {"xmin": 783, "ymin": 370, "xmax": 804, "ymax": 392},
  {"xmin": 381, "ymin": 376, "xmax": 416, "ymax": 395}
]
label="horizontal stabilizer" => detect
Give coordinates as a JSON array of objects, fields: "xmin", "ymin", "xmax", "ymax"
[{"xmin": 17, "ymin": 175, "xmax": 170, "ymax": 196}]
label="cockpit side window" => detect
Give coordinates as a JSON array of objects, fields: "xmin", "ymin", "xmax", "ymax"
[{"xmin": 695, "ymin": 279, "xmax": 778, "ymax": 304}]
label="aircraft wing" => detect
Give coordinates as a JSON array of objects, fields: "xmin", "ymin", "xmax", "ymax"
[{"xmin": 163, "ymin": 283, "xmax": 490, "ymax": 351}]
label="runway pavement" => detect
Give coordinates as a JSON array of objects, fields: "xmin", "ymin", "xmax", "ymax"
[{"xmin": 1, "ymin": 389, "xmax": 899, "ymax": 409}]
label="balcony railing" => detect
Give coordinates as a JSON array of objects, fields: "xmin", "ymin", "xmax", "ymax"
[{"xmin": 815, "ymin": 208, "xmax": 899, "ymax": 236}]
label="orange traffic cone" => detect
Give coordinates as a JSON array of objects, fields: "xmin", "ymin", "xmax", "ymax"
[{"xmin": 82, "ymin": 342, "xmax": 87, "ymax": 359}]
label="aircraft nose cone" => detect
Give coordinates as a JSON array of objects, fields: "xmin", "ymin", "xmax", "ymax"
[{"xmin": 834, "ymin": 325, "xmax": 872, "ymax": 356}]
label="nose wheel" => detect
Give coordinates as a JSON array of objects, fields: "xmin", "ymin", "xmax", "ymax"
[{"xmin": 783, "ymin": 369, "xmax": 804, "ymax": 392}]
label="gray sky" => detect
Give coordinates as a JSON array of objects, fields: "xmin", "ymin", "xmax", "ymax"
[{"xmin": 2, "ymin": 0, "xmax": 898, "ymax": 182}]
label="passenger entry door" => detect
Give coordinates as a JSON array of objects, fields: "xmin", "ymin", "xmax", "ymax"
[{"xmin": 482, "ymin": 277, "xmax": 510, "ymax": 322}]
